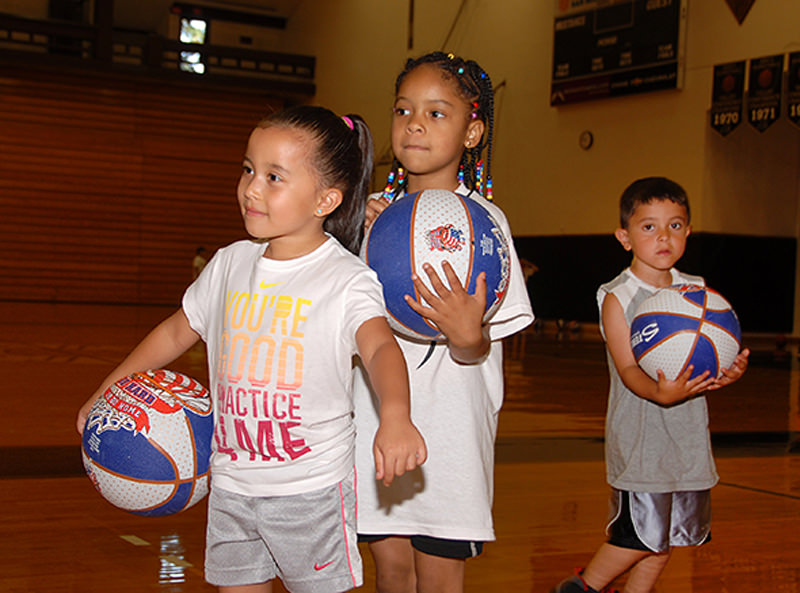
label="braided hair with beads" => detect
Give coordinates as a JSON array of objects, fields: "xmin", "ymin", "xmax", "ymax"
[{"xmin": 382, "ymin": 51, "xmax": 496, "ymax": 202}]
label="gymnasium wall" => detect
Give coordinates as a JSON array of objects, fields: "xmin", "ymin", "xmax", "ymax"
[
  {"xmin": 0, "ymin": 59, "xmax": 281, "ymax": 305},
  {"xmin": 279, "ymin": 0, "xmax": 800, "ymax": 334},
  {"xmin": 0, "ymin": 1, "xmax": 796, "ymax": 332}
]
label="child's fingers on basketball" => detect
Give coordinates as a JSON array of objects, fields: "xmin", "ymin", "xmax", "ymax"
[
  {"xmin": 364, "ymin": 198, "xmax": 388, "ymax": 229},
  {"xmin": 473, "ymin": 271, "xmax": 487, "ymax": 301},
  {"xmin": 404, "ymin": 294, "xmax": 435, "ymax": 319},
  {"xmin": 687, "ymin": 370, "xmax": 714, "ymax": 393},
  {"xmin": 438, "ymin": 261, "xmax": 466, "ymax": 293},
  {"xmin": 406, "ymin": 275, "xmax": 436, "ymax": 307},
  {"xmin": 421, "ymin": 263, "xmax": 452, "ymax": 297},
  {"xmin": 732, "ymin": 348, "xmax": 750, "ymax": 371},
  {"xmin": 677, "ymin": 364, "xmax": 702, "ymax": 384},
  {"xmin": 409, "ymin": 270, "xmax": 441, "ymax": 304}
]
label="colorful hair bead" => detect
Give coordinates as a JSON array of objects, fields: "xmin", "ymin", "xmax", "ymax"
[
  {"xmin": 381, "ymin": 170, "xmax": 396, "ymax": 201},
  {"xmin": 458, "ymin": 163, "xmax": 464, "ymax": 185},
  {"xmin": 341, "ymin": 116, "xmax": 354, "ymax": 130},
  {"xmin": 381, "ymin": 166, "xmax": 406, "ymax": 202}
]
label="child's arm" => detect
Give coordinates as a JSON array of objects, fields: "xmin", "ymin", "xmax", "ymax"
[
  {"xmin": 76, "ymin": 309, "xmax": 201, "ymax": 434},
  {"xmin": 602, "ymin": 294, "xmax": 716, "ymax": 406},
  {"xmin": 405, "ymin": 261, "xmax": 490, "ymax": 364},
  {"xmin": 356, "ymin": 317, "xmax": 427, "ymax": 485}
]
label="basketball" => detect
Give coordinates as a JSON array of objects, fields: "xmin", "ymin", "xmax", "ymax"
[
  {"xmin": 81, "ymin": 369, "xmax": 213, "ymax": 516},
  {"xmin": 630, "ymin": 284, "xmax": 741, "ymax": 381},
  {"xmin": 363, "ymin": 189, "xmax": 511, "ymax": 341}
]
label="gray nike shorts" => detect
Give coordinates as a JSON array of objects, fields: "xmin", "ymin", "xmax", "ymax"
[
  {"xmin": 606, "ymin": 488, "xmax": 711, "ymax": 553},
  {"xmin": 205, "ymin": 470, "xmax": 362, "ymax": 592}
]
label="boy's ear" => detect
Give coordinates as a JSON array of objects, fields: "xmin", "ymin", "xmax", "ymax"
[
  {"xmin": 465, "ymin": 119, "xmax": 485, "ymax": 149},
  {"xmin": 614, "ymin": 227, "xmax": 632, "ymax": 251},
  {"xmin": 316, "ymin": 188, "xmax": 343, "ymax": 217}
]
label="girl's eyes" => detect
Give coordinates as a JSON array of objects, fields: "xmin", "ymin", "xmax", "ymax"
[
  {"xmin": 670, "ymin": 222, "xmax": 683, "ymax": 230},
  {"xmin": 241, "ymin": 165, "xmax": 281, "ymax": 183},
  {"xmin": 392, "ymin": 107, "xmax": 446, "ymax": 119}
]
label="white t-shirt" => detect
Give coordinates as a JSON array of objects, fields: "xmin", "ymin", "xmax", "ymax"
[
  {"xmin": 353, "ymin": 186, "xmax": 534, "ymax": 541},
  {"xmin": 183, "ymin": 237, "xmax": 386, "ymax": 497}
]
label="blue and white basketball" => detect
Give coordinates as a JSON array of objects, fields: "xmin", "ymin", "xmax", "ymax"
[
  {"xmin": 364, "ymin": 189, "xmax": 511, "ymax": 341},
  {"xmin": 630, "ymin": 284, "xmax": 741, "ymax": 381},
  {"xmin": 82, "ymin": 369, "xmax": 213, "ymax": 516}
]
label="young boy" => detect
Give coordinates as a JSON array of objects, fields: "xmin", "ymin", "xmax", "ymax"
[{"xmin": 551, "ymin": 177, "xmax": 750, "ymax": 593}]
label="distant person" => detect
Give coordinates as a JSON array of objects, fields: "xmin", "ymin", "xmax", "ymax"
[
  {"xmin": 192, "ymin": 246, "xmax": 207, "ymax": 279},
  {"xmin": 550, "ymin": 177, "xmax": 749, "ymax": 593}
]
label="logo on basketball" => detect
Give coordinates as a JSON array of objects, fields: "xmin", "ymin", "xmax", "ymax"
[
  {"xmin": 81, "ymin": 369, "xmax": 213, "ymax": 516},
  {"xmin": 630, "ymin": 321, "xmax": 660, "ymax": 349},
  {"xmin": 363, "ymin": 189, "xmax": 511, "ymax": 341},
  {"xmin": 428, "ymin": 224, "xmax": 465, "ymax": 253}
]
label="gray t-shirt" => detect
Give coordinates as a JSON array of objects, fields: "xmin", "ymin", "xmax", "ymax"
[{"xmin": 597, "ymin": 267, "xmax": 719, "ymax": 492}]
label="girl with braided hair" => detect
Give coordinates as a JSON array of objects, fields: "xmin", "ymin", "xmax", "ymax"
[{"xmin": 353, "ymin": 52, "xmax": 534, "ymax": 593}]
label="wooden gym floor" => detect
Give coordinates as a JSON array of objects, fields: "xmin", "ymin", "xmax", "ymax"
[{"xmin": 1, "ymin": 302, "xmax": 798, "ymax": 592}]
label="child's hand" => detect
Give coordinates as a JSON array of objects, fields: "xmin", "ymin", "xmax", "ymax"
[
  {"xmin": 76, "ymin": 389, "xmax": 103, "ymax": 435},
  {"xmin": 365, "ymin": 196, "xmax": 389, "ymax": 230},
  {"xmin": 708, "ymin": 348, "xmax": 750, "ymax": 389},
  {"xmin": 653, "ymin": 365, "xmax": 715, "ymax": 405},
  {"xmin": 373, "ymin": 419, "xmax": 427, "ymax": 486},
  {"xmin": 405, "ymin": 261, "xmax": 488, "ymax": 358}
]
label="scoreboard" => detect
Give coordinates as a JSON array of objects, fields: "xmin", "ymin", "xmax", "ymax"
[{"xmin": 550, "ymin": 0, "xmax": 687, "ymax": 105}]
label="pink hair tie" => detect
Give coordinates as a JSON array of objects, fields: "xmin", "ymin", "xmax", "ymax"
[{"xmin": 341, "ymin": 116, "xmax": 354, "ymax": 130}]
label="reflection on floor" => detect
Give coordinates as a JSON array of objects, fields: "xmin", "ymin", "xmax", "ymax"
[{"xmin": 0, "ymin": 304, "xmax": 798, "ymax": 592}]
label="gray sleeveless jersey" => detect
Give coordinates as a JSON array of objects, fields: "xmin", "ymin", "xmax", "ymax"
[{"xmin": 597, "ymin": 268, "xmax": 718, "ymax": 492}]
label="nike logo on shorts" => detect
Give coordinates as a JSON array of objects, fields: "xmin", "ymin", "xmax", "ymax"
[{"xmin": 314, "ymin": 560, "xmax": 334, "ymax": 571}]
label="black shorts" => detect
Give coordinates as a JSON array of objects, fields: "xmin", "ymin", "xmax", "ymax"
[{"xmin": 357, "ymin": 534, "xmax": 484, "ymax": 560}]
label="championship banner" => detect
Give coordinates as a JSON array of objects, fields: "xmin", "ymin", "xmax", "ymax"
[
  {"xmin": 787, "ymin": 52, "xmax": 800, "ymax": 129},
  {"xmin": 710, "ymin": 61, "xmax": 745, "ymax": 136},
  {"xmin": 747, "ymin": 55, "xmax": 784, "ymax": 132}
]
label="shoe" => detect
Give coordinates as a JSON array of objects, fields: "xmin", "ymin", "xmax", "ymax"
[
  {"xmin": 549, "ymin": 573, "xmax": 619, "ymax": 593},
  {"xmin": 549, "ymin": 575, "xmax": 592, "ymax": 593}
]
